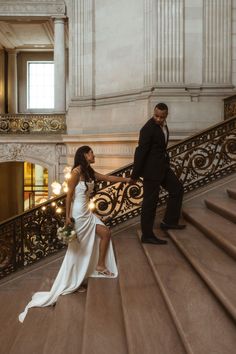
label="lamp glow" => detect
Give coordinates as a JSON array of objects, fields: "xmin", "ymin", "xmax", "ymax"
[
  {"xmin": 51, "ymin": 181, "xmax": 62, "ymax": 195},
  {"xmin": 63, "ymin": 166, "xmax": 72, "ymax": 180},
  {"xmin": 88, "ymin": 198, "xmax": 96, "ymax": 210},
  {"xmin": 62, "ymin": 181, "xmax": 68, "ymax": 193}
]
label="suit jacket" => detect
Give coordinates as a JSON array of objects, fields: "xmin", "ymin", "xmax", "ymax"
[{"xmin": 131, "ymin": 117, "xmax": 170, "ymax": 181}]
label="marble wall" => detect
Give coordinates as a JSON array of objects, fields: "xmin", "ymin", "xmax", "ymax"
[
  {"xmin": 67, "ymin": 0, "xmax": 235, "ymax": 141},
  {"xmin": 1, "ymin": 0, "xmax": 236, "ymax": 174}
]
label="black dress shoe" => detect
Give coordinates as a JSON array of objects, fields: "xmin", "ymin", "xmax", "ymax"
[
  {"xmin": 160, "ymin": 222, "xmax": 186, "ymax": 230},
  {"xmin": 141, "ymin": 236, "xmax": 168, "ymax": 245}
]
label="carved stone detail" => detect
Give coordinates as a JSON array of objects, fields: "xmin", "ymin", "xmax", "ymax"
[
  {"xmin": 0, "ymin": 114, "xmax": 66, "ymax": 134},
  {"xmin": 0, "ymin": 143, "xmax": 58, "ymax": 166},
  {"xmin": 71, "ymin": 0, "xmax": 93, "ymax": 97},
  {"xmin": 156, "ymin": 0, "xmax": 184, "ymax": 83},
  {"xmin": 0, "ymin": 1, "xmax": 66, "ymax": 16},
  {"xmin": 203, "ymin": 0, "xmax": 231, "ymax": 84}
]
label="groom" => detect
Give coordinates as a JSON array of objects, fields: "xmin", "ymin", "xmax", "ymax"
[{"xmin": 131, "ymin": 103, "xmax": 185, "ymax": 245}]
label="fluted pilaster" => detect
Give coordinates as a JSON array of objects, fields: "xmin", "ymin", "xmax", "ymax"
[
  {"xmin": 144, "ymin": 0, "xmax": 157, "ymax": 86},
  {"xmin": 54, "ymin": 17, "xmax": 66, "ymax": 112},
  {"xmin": 7, "ymin": 49, "xmax": 18, "ymax": 113},
  {"xmin": 156, "ymin": 0, "xmax": 184, "ymax": 83},
  {"xmin": 72, "ymin": 0, "xmax": 93, "ymax": 97},
  {"xmin": 203, "ymin": 0, "xmax": 231, "ymax": 84}
]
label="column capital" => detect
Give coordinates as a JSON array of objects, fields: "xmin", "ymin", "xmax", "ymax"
[
  {"xmin": 6, "ymin": 49, "xmax": 18, "ymax": 55},
  {"xmin": 53, "ymin": 16, "xmax": 67, "ymax": 23}
]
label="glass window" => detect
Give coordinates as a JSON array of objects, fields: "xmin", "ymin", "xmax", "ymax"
[
  {"xmin": 24, "ymin": 162, "xmax": 48, "ymax": 210},
  {"xmin": 27, "ymin": 61, "xmax": 54, "ymax": 109}
]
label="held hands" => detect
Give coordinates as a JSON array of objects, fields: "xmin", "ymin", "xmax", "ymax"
[{"xmin": 129, "ymin": 178, "xmax": 137, "ymax": 184}]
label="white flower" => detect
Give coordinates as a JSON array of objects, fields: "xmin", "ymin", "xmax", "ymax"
[{"xmin": 57, "ymin": 223, "xmax": 77, "ymax": 244}]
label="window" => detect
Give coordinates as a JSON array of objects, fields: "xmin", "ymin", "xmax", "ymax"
[
  {"xmin": 24, "ymin": 162, "xmax": 48, "ymax": 210},
  {"xmin": 27, "ymin": 61, "xmax": 54, "ymax": 109}
]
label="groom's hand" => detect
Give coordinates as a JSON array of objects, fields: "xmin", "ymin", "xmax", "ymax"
[{"xmin": 129, "ymin": 178, "xmax": 137, "ymax": 184}]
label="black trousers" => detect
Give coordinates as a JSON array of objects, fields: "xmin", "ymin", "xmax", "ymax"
[{"xmin": 141, "ymin": 167, "xmax": 184, "ymax": 237}]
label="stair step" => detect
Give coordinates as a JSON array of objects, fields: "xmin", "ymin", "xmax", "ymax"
[
  {"xmin": 81, "ymin": 278, "xmax": 128, "ymax": 354},
  {"xmin": 43, "ymin": 291, "xmax": 87, "ymax": 354},
  {"xmin": 0, "ymin": 290, "xmax": 31, "ymax": 354},
  {"xmin": 113, "ymin": 235, "xmax": 186, "ymax": 354},
  {"xmin": 167, "ymin": 224, "xmax": 236, "ymax": 321},
  {"xmin": 6, "ymin": 261, "xmax": 65, "ymax": 354},
  {"xmin": 204, "ymin": 198, "xmax": 236, "ymax": 223},
  {"xmin": 142, "ymin": 231, "xmax": 236, "ymax": 354},
  {"xmin": 182, "ymin": 208, "xmax": 236, "ymax": 260},
  {"xmin": 227, "ymin": 188, "xmax": 236, "ymax": 200},
  {"xmin": 10, "ymin": 300, "xmax": 56, "ymax": 354}
]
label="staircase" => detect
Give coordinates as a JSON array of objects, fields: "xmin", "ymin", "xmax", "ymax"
[{"xmin": 0, "ymin": 175, "xmax": 235, "ymax": 354}]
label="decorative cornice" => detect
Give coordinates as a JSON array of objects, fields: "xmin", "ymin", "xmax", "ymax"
[
  {"xmin": 0, "ymin": 2, "xmax": 66, "ymax": 16},
  {"xmin": 68, "ymin": 85, "xmax": 236, "ymax": 107}
]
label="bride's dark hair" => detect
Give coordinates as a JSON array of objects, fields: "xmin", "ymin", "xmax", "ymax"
[{"xmin": 72, "ymin": 145, "xmax": 95, "ymax": 193}]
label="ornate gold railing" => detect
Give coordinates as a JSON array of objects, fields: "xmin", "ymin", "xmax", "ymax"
[
  {"xmin": 0, "ymin": 114, "xmax": 66, "ymax": 134},
  {"xmin": 0, "ymin": 116, "xmax": 236, "ymax": 278}
]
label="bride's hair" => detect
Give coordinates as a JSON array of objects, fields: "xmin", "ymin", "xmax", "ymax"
[{"xmin": 72, "ymin": 145, "xmax": 95, "ymax": 193}]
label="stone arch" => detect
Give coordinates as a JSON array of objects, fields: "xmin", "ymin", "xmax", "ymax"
[{"xmin": 0, "ymin": 142, "xmax": 67, "ymax": 195}]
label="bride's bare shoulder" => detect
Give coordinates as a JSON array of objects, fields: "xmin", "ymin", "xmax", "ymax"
[
  {"xmin": 72, "ymin": 166, "xmax": 81, "ymax": 174},
  {"xmin": 71, "ymin": 166, "xmax": 82, "ymax": 181}
]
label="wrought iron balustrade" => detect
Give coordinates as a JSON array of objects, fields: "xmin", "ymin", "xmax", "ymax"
[
  {"xmin": 0, "ymin": 116, "xmax": 236, "ymax": 278},
  {"xmin": 0, "ymin": 113, "xmax": 66, "ymax": 134}
]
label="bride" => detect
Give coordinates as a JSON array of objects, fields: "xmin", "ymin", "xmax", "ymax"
[{"xmin": 19, "ymin": 145, "xmax": 130, "ymax": 323}]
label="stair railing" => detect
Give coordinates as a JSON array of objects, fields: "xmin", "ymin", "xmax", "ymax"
[{"xmin": 0, "ymin": 116, "xmax": 235, "ymax": 278}]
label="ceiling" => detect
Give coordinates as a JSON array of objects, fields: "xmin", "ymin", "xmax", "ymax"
[{"xmin": 0, "ymin": 18, "xmax": 68, "ymax": 50}]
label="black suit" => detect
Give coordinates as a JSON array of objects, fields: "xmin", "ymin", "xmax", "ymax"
[{"xmin": 131, "ymin": 118, "xmax": 183, "ymax": 237}]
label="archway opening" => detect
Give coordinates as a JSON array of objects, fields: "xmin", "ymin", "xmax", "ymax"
[
  {"xmin": 24, "ymin": 162, "xmax": 48, "ymax": 210},
  {"xmin": 0, "ymin": 161, "xmax": 48, "ymax": 222}
]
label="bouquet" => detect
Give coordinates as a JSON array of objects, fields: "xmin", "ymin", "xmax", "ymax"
[{"xmin": 57, "ymin": 218, "xmax": 77, "ymax": 244}]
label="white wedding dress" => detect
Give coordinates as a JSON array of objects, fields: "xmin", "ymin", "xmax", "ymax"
[{"xmin": 19, "ymin": 181, "xmax": 118, "ymax": 323}]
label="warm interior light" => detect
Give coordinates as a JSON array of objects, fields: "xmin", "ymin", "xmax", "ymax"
[
  {"xmin": 62, "ymin": 181, "xmax": 68, "ymax": 193},
  {"xmin": 51, "ymin": 181, "xmax": 62, "ymax": 195},
  {"xmin": 88, "ymin": 198, "xmax": 96, "ymax": 210},
  {"xmin": 63, "ymin": 166, "xmax": 72, "ymax": 180}
]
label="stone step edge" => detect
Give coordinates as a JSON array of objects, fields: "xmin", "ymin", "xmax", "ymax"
[
  {"xmin": 205, "ymin": 199, "xmax": 236, "ymax": 223},
  {"xmin": 169, "ymin": 231, "xmax": 236, "ymax": 323},
  {"xmin": 227, "ymin": 188, "xmax": 236, "ymax": 200},
  {"xmin": 80, "ymin": 277, "xmax": 128, "ymax": 354},
  {"xmin": 137, "ymin": 231, "xmax": 194, "ymax": 354},
  {"xmin": 182, "ymin": 210, "xmax": 236, "ymax": 260}
]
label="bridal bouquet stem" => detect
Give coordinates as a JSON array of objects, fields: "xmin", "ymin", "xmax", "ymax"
[{"xmin": 57, "ymin": 218, "xmax": 77, "ymax": 244}]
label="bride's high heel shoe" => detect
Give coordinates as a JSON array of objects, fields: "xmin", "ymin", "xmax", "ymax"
[{"xmin": 95, "ymin": 268, "xmax": 115, "ymax": 277}]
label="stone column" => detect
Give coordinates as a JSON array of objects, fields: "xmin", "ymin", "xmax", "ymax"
[
  {"xmin": 203, "ymin": 0, "xmax": 231, "ymax": 84},
  {"xmin": 54, "ymin": 17, "xmax": 66, "ymax": 112},
  {"xmin": 156, "ymin": 0, "xmax": 184, "ymax": 84},
  {"xmin": 70, "ymin": 0, "xmax": 93, "ymax": 98},
  {"xmin": 144, "ymin": 0, "xmax": 157, "ymax": 86},
  {"xmin": 7, "ymin": 49, "xmax": 18, "ymax": 114},
  {"xmin": 0, "ymin": 50, "xmax": 5, "ymax": 113}
]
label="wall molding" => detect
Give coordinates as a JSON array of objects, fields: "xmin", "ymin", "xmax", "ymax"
[
  {"xmin": 69, "ymin": 84, "xmax": 236, "ymax": 107},
  {"xmin": 0, "ymin": 1, "xmax": 66, "ymax": 17}
]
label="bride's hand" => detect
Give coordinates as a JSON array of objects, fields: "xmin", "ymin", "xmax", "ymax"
[{"xmin": 65, "ymin": 217, "xmax": 73, "ymax": 226}]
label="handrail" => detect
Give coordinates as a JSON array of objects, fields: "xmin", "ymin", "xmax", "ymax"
[{"xmin": 0, "ymin": 116, "xmax": 236, "ymax": 278}]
